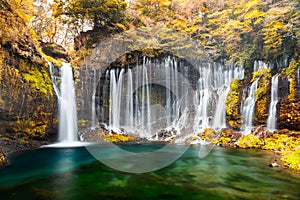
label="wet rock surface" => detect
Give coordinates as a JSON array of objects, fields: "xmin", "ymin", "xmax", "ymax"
[{"xmin": 0, "ymin": 147, "xmax": 8, "ymax": 168}]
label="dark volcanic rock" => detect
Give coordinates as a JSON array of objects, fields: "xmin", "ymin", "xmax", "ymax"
[
  {"xmin": 41, "ymin": 42, "xmax": 70, "ymax": 62},
  {"xmin": 0, "ymin": 147, "xmax": 8, "ymax": 168}
]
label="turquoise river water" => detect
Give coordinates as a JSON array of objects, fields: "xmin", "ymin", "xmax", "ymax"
[{"xmin": 0, "ymin": 144, "xmax": 299, "ymax": 200}]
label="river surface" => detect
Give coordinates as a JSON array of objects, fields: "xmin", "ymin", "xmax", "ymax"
[{"xmin": 0, "ymin": 144, "xmax": 299, "ymax": 200}]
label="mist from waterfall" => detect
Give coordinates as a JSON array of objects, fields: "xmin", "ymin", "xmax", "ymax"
[{"xmin": 267, "ymin": 75, "xmax": 279, "ymax": 131}]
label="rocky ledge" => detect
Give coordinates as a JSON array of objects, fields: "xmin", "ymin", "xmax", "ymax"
[{"xmin": 197, "ymin": 126, "xmax": 300, "ymax": 171}]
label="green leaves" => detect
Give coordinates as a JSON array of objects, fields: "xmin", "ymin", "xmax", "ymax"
[{"xmin": 22, "ymin": 69, "xmax": 53, "ymax": 96}]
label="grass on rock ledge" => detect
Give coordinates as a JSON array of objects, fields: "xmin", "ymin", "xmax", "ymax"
[{"xmin": 199, "ymin": 128, "xmax": 300, "ymax": 171}]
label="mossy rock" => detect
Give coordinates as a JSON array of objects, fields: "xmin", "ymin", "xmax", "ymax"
[
  {"xmin": 213, "ymin": 128, "xmax": 242, "ymax": 147},
  {"xmin": 253, "ymin": 68, "xmax": 272, "ymax": 124},
  {"xmin": 200, "ymin": 128, "xmax": 217, "ymax": 142},
  {"xmin": 0, "ymin": 48, "xmax": 57, "ymax": 139},
  {"xmin": 236, "ymin": 134, "xmax": 263, "ymax": 149},
  {"xmin": 251, "ymin": 131, "xmax": 300, "ymax": 171},
  {"xmin": 0, "ymin": 147, "xmax": 8, "ymax": 167},
  {"xmin": 281, "ymin": 147, "xmax": 300, "ymax": 171},
  {"xmin": 226, "ymin": 79, "xmax": 243, "ymax": 129},
  {"xmin": 278, "ymin": 101, "xmax": 300, "ymax": 131},
  {"xmin": 41, "ymin": 42, "xmax": 70, "ymax": 62},
  {"xmin": 98, "ymin": 131, "xmax": 137, "ymax": 143}
]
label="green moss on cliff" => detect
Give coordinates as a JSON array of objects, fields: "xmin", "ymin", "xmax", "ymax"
[
  {"xmin": 23, "ymin": 69, "xmax": 53, "ymax": 96},
  {"xmin": 288, "ymin": 76, "xmax": 296, "ymax": 102},
  {"xmin": 226, "ymin": 78, "xmax": 242, "ymax": 129},
  {"xmin": 252, "ymin": 68, "xmax": 272, "ymax": 124},
  {"xmin": 278, "ymin": 59, "xmax": 300, "ymax": 131},
  {"xmin": 0, "ymin": 1, "xmax": 58, "ymax": 141},
  {"xmin": 285, "ymin": 59, "xmax": 299, "ymax": 78}
]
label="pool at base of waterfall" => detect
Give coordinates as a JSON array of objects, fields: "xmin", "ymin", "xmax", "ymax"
[{"xmin": 0, "ymin": 144, "xmax": 299, "ymax": 200}]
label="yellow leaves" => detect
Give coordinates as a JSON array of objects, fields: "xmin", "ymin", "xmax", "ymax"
[
  {"xmin": 9, "ymin": 0, "xmax": 35, "ymax": 23},
  {"xmin": 251, "ymin": 68, "xmax": 271, "ymax": 82},
  {"xmin": 226, "ymin": 19, "xmax": 243, "ymax": 29},
  {"xmin": 98, "ymin": 131, "xmax": 137, "ymax": 143},
  {"xmin": 244, "ymin": 0, "xmax": 261, "ymax": 13},
  {"xmin": 263, "ymin": 134, "xmax": 293, "ymax": 151},
  {"xmin": 281, "ymin": 147, "xmax": 300, "ymax": 171},
  {"xmin": 262, "ymin": 5, "xmax": 293, "ymax": 55},
  {"xmin": 236, "ymin": 134, "xmax": 263, "ymax": 148},
  {"xmin": 160, "ymin": 0, "xmax": 171, "ymax": 7},
  {"xmin": 208, "ymin": 9, "xmax": 230, "ymax": 25},
  {"xmin": 244, "ymin": 9, "xmax": 265, "ymax": 25},
  {"xmin": 226, "ymin": 78, "xmax": 242, "ymax": 118},
  {"xmin": 288, "ymin": 77, "xmax": 296, "ymax": 101}
]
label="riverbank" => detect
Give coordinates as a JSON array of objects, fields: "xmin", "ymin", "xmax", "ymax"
[
  {"xmin": 199, "ymin": 126, "xmax": 300, "ymax": 171},
  {"xmin": 0, "ymin": 132, "xmax": 57, "ymax": 167},
  {"xmin": 1, "ymin": 126, "xmax": 299, "ymax": 171},
  {"xmin": 84, "ymin": 126, "xmax": 300, "ymax": 171}
]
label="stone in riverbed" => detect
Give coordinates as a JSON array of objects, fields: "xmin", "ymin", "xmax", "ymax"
[
  {"xmin": 269, "ymin": 162, "xmax": 279, "ymax": 168},
  {"xmin": 0, "ymin": 147, "xmax": 8, "ymax": 168}
]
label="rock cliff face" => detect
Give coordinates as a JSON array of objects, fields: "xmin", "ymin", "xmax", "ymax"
[
  {"xmin": 278, "ymin": 65, "xmax": 300, "ymax": 131},
  {"xmin": 0, "ymin": 1, "xmax": 58, "ymax": 153},
  {"xmin": 224, "ymin": 59, "xmax": 300, "ymax": 131}
]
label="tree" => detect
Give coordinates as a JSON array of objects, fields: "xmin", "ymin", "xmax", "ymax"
[
  {"xmin": 9, "ymin": 0, "xmax": 35, "ymax": 23},
  {"xmin": 53, "ymin": 0, "xmax": 128, "ymax": 30},
  {"xmin": 262, "ymin": 1, "xmax": 299, "ymax": 58}
]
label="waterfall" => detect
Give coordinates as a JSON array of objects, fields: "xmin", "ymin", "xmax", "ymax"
[
  {"xmin": 194, "ymin": 62, "xmax": 244, "ymax": 132},
  {"xmin": 126, "ymin": 68, "xmax": 134, "ymax": 129},
  {"xmin": 241, "ymin": 79, "xmax": 259, "ymax": 135},
  {"xmin": 104, "ymin": 57, "xmax": 191, "ymax": 138},
  {"xmin": 254, "ymin": 60, "xmax": 269, "ymax": 72},
  {"xmin": 49, "ymin": 63, "xmax": 78, "ymax": 143},
  {"xmin": 98, "ymin": 56, "xmax": 244, "ymax": 139},
  {"xmin": 194, "ymin": 64, "xmax": 210, "ymax": 131},
  {"xmin": 91, "ymin": 69, "xmax": 97, "ymax": 129},
  {"xmin": 267, "ymin": 75, "xmax": 279, "ymax": 131},
  {"xmin": 213, "ymin": 87, "xmax": 230, "ymax": 130},
  {"xmin": 109, "ymin": 69, "xmax": 125, "ymax": 131}
]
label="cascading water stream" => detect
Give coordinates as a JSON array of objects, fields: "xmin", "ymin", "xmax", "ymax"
[
  {"xmin": 194, "ymin": 64, "xmax": 210, "ymax": 132},
  {"xmin": 241, "ymin": 79, "xmax": 259, "ymax": 135},
  {"xmin": 49, "ymin": 62, "xmax": 78, "ymax": 144},
  {"xmin": 267, "ymin": 75, "xmax": 279, "ymax": 131},
  {"xmin": 194, "ymin": 62, "xmax": 244, "ymax": 133},
  {"xmin": 91, "ymin": 69, "xmax": 97, "ymax": 129},
  {"xmin": 103, "ymin": 56, "xmax": 192, "ymax": 138},
  {"xmin": 254, "ymin": 60, "xmax": 268, "ymax": 72},
  {"xmin": 213, "ymin": 87, "xmax": 230, "ymax": 130},
  {"xmin": 100, "ymin": 57, "xmax": 245, "ymax": 140}
]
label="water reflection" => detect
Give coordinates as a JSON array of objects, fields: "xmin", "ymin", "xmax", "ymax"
[{"xmin": 0, "ymin": 146, "xmax": 299, "ymax": 200}]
